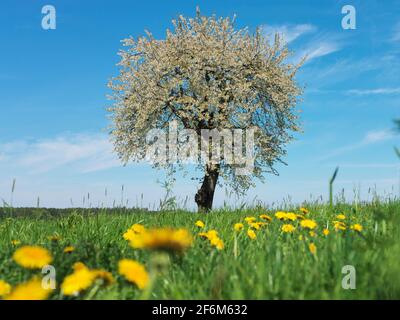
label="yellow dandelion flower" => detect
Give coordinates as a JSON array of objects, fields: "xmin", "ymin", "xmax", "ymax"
[
  {"xmin": 296, "ymin": 214, "xmax": 305, "ymax": 220},
  {"xmin": 300, "ymin": 207, "xmax": 309, "ymax": 215},
  {"xmin": 118, "ymin": 259, "xmax": 149, "ymax": 289},
  {"xmin": 61, "ymin": 263, "xmax": 96, "ymax": 296},
  {"xmin": 259, "ymin": 214, "xmax": 272, "ymax": 221},
  {"xmin": 92, "ymin": 269, "xmax": 115, "ymax": 285},
  {"xmin": 129, "ymin": 228, "xmax": 192, "ymax": 253},
  {"xmin": 198, "ymin": 232, "xmax": 209, "ymax": 239},
  {"xmin": 334, "ymin": 221, "xmax": 346, "ymax": 231},
  {"xmin": 195, "ymin": 220, "xmax": 205, "ymax": 228},
  {"xmin": 336, "ymin": 214, "xmax": 346, "ymax": 220},
  {"xmin": 0, "ymin": 280, "xmax": 12, "ymax": 297},
  {"xmin": 206, "ymin": 230, "xmax": 218, "ymax": 239},
  {"xmin": 48, "ymin": 234, "xmax": 61, "ymax": 242},
  {"xmin": 300, "ymin": 219, "xmax": 317, "ymax": 230},
  {"xmin": 350, "ymin": 224, "xmax": 363, "ymax": 232},
  {"xmin": 215, "ymin": 240, "xmax": 224, "ymax": 250},
  {"xmin": 210, "ymin": 237, "xmax": 224, "ymax": 250},
  {"xmin": 123, "ymin": 223, "xmax": 146, "ymax": 241},
  {"xmin": 13, "ymin": 246, "xmax": 53, "ymax": 269},
  {"xmin": 5, "ymin": 277, "xmax": 51, "ymax": 300},
  {"xmin": 63, "ymin": 246, "xmax": 75, "ymax": 254},
  {"xmin": 309, "ymin": 243, "xmax": 317, "ymax": 255},
  {"xmin": 275, "ymin": 212, "xmax": 297, "ymax": 221},
  {"xmin": 281, "ymin": 224, "xmax": 296, "ymax": 233},
  {"xmin": 198, "ymin": 230, "xmax": 224, "ymax": 249},
  {"xmin": 275, "ymin": 211, "xmax": 287, "ymax": 220},
  {"xmin": 323, "ymin": 228, "xmax": 330, "ymax": 236},
  {"xmin": 244, "ymin": 216, "xmax": 256, "ymax": 223},
  {"xmin": 309, "ymin": 231, "xmax": 316, "ymax": 237},
  {"xmin": 131, "ymin": 223, "xmax": 145, "ymax": 234},
  {"xmin": 72, "ymin": 262, "xmax": 86, "ymax": 271},
  {"xmin": 286, "ymin": 212, "xmax": 297, "ymax": 221},
  {"xmin": 234, "ymin": 223, "xmax": 244, "ymax": 231},
  {"xmin": 11, "ymin": 240, "xmax": 21, "ymax": 246},
  {"xmin": 249, "ymin": 222, "xmax": 261, "ymax": 230},
  {"xmin": 247, "ymin": 229, "xmax": 257, "ymax": 240},
  {"xmin": 123, "ymin": 229, "xmax": 137, "ymax": 241}
]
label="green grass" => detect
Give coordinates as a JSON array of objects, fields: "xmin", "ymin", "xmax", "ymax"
[{"xmin": 1, "ymin": 200, "xmax": 400, "ymax": 300}]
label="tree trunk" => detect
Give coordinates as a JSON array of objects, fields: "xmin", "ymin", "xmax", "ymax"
[{"xmin": 195, "ymin": 164, "xmax": 220, "ymax": 212}]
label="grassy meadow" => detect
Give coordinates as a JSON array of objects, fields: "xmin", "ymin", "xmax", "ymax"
[{"xmin": 0, "ymin": 199, "xmax": 400, "ymax": 300}]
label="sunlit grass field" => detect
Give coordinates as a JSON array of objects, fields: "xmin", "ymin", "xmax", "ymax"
[{"xmin": 1, "ymin": 200, "xmax": 400, "ymax": 300}]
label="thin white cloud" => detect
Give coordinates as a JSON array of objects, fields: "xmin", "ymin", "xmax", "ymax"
[
  {"xmin": 363, "ymin": 129, "xmax": 396, "ymax": 144},
  {"xmin": 318, "ymin": 129, "xmax": 397, "ymax": 161},
  {"xmin": 262, "ymin": 23, "xmax": 316, "ymax": 43},
  {"xmin": 299, "ymin": 39, "xmax": 342, "ymax": 63},
  {"xmin": 261, "ymin": 23, "xmax": 343, "ymax": 64},
  {"xmin": 295, "ymin": 34, "xmax": 344, "ymax": 64},
  {"xmin": 300, "ymin": 53, "xmax": 400, "ymax": 90},
  {"xmin": 0, "ymin": 133, "xmax": 121, "ymax": 174},
  {"xmin": 346, "ymin": 88, "xmax": 400, "ymax": 95}
]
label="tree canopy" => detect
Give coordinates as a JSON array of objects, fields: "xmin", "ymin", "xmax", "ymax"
[{"xmin": 108, "ymin": 9, "xmax": 304, "ymax": 211}]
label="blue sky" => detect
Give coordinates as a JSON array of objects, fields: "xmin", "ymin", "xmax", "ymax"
[{"xmin": 0, "ymin": 0, "xmax": 399, "ymax": 209}]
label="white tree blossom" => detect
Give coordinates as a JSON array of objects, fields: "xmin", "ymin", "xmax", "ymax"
[{"xmin": 108, "ymin": 8, "xmax": 304, "ymax": 211}]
